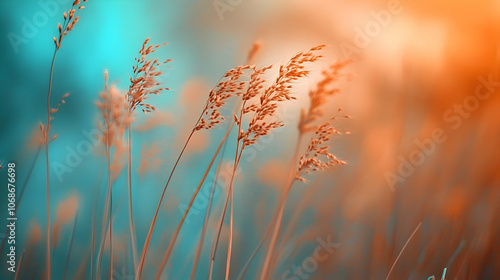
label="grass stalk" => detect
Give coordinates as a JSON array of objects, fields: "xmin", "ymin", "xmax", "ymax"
[
  {"xmin": 135, "ymin": 112, "xmax": 204, "ymax": 279},
  {"xmin": 209, "ymin": 98, "xmax": 246, "ymax": 280},
  {"xmin": 222, "ymin": 97, "xmax": 250, "ymax": 280},
  {"xmin": 91, "ymin": 205, "xmax": 96, "ymax": 280},
  {"xmin": 90, "ymin": 168, "xmax": 104, "ymax": 280},
  {"xmin": 155, "ymin": 122, "xmax": 234, "ymax": 279},
  {"xmin": 106, "ymin": 108, "xmax": 113, "ymax": 280},
  {"xmin": 96, "ymin": 76, "xmax": 114, "ymax": 280},
  {"xmin": 385, "ymin": 222, "xmax": 422, "ymax": 280},
  {"xmin": 238, "ymin": 198, "xmax": 305, "ymax": 280},
  {"xmin": 189, "ymin": 135, "xmax": 229, "ymax": 280},
  {"xmin": 0, "ymin": 146, "xmax": 40, "ymax": 256},
  {"xmin": 209, "ymin": 142, "xmax": 246, "ymax": 280},
  {"xmin": 235, "ymin": 207, "xmax": 280, "ymax": 280},
  {"xmin": 127, "ymin": 126, "xmax": 138, "ymax": 274},
  {"xmin": 207, "ymin": 187, "xmax": 229, "ymax": 280},
  {"xmin": 43, "ymin": 3, "xmax": 89, "ymax": 277},
  {"xmin": 64, "ymin": 214, "xmax": 79, "ymax": 280},
  {"xmin": 208, "ymin": 137, "xmax": 243, "ymax": 280},
  {"xmin": 259, "ymin": 136, "xmax": 302, "ymax": 279},
  {"xmin": 109, "ymin": 165, "xmax": 113, "ymax": 280},
  {"xmin": 45, "ymin": 49, "xmax": 58, "ymax": 280},
  {"xmin": 225, "ymin": 170, "xmax": 236, "ymax": 280},
  {"xmin": 15, "ymin": 249, "xmax": 25, "ymax": 280}
]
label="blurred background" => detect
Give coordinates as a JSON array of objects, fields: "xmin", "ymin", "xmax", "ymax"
[{"xmin": 1, "ymin": 0, "xmax": 499, "ymax": 279}]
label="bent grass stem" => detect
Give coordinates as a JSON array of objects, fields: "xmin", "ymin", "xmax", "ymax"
[
  {"xmin": 155, "ymin": 122, "xmax": 234, "ymax": 279},
  {"xmin": 127, "ymin": 126, "xmax": 138, "ymax": 273},
  {"xmin": 260, "ymin": 136, "xmax": 302, "ymax": 280},
  {"xmin": 136, "ymin": 112, "xmax": 204, "ymax": 279},
  {"xmin": 189, "ymin": 135, "xmax": 229, "ymax": 280}
]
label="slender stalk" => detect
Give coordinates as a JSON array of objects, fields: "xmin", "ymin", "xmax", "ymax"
[
  {"xmin": 259, "ymin": 190, "xmax": 291, "ymax": 279},
  {"xmin": 208, "ymin": 56, "xmax": 258, "ymax": 280},
  {"xmin": 225, "ymin": 161, "xmax": 237, "ymax": 280},
  {"xmin": 274, "ymin": 199, "xmax": 306, "ymax": 260},
  {"xmin": 15, "ymin": 249, "xmax": 25, "ymax": 280},
  {"xmin": 155, "ymin": 123, "xmax": 234, "ymax": 279},
  {"xmin": 223, "ymin": 97, "xmax": 249, "ymax": 280},
  {"xmin": 95, "ymin": 191, "xmax": 113, "ymax": 280},
  {"xmin": 127, "ymin": 126, "xmax": 138, "ymax": 274},
  {"xmin": 209, "ymin": 145, "xmax": 245, "ymax": 280},
  {"xmin": 246, "ymin": 199, "xmax": 306, "ymax": 280},
  {"xmin": 0, "ymin": 146, "xmax": 40, "ymax": 256},
  {"xmin": 136, "ymin": 112, "xmax": 204, "ymax": 279},
  {"xmin": 190, "ymin": 136, "xmax": 228, "ymax": 280},
  {"xmin": 208, "ymin": 187, "xmax": 230, "ymax": 280},
  {"xmin": 208, "ymin": 139, "xmax": 240, "ymax": 280},
  {"xmin": 108, "ymin": 145, "xmax": 113, "ymax": 280},
  {"xmin": 45, "ymin": 49, "xmax": 58, "ymax": 280},
  {"xmin": 17, "ymin": 146, "xmax": 41, "ymax": 208},
  {"xmin": 96, "ymin": 73, "xmax": 113, "ymax": 280},
  {"xmin": 235, "ymin": 208, "xmax": 279, "ymax": 280},
  {"xmin": 90, "ymin": 168, "xmax": 105, "ymax": 280},
  {"xmin": 104, "ymin": 74, "xmax": 114, "ymax": 280},
  {"xmin": 64, "ymin": 214, "xmax": 79, "ymax": 280},
  {"xmin": 208, "ymin": 96, "xmax": 248, "ymax": 280},
  {"xmin": 385, "ymin": 222, "xmax": 422, "ymax": 280},
  {"xmin": 260, "ymin": 136, "xmax": 302, "ymax": 280},
  {"xmin": 91, "ymin": 205, "xmax": 96, "ymax": 280}
]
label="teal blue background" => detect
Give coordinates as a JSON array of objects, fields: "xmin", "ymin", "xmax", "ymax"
[{"xmin": 0, "ymin": 1, "xmax": 275, "ymax": 279}]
